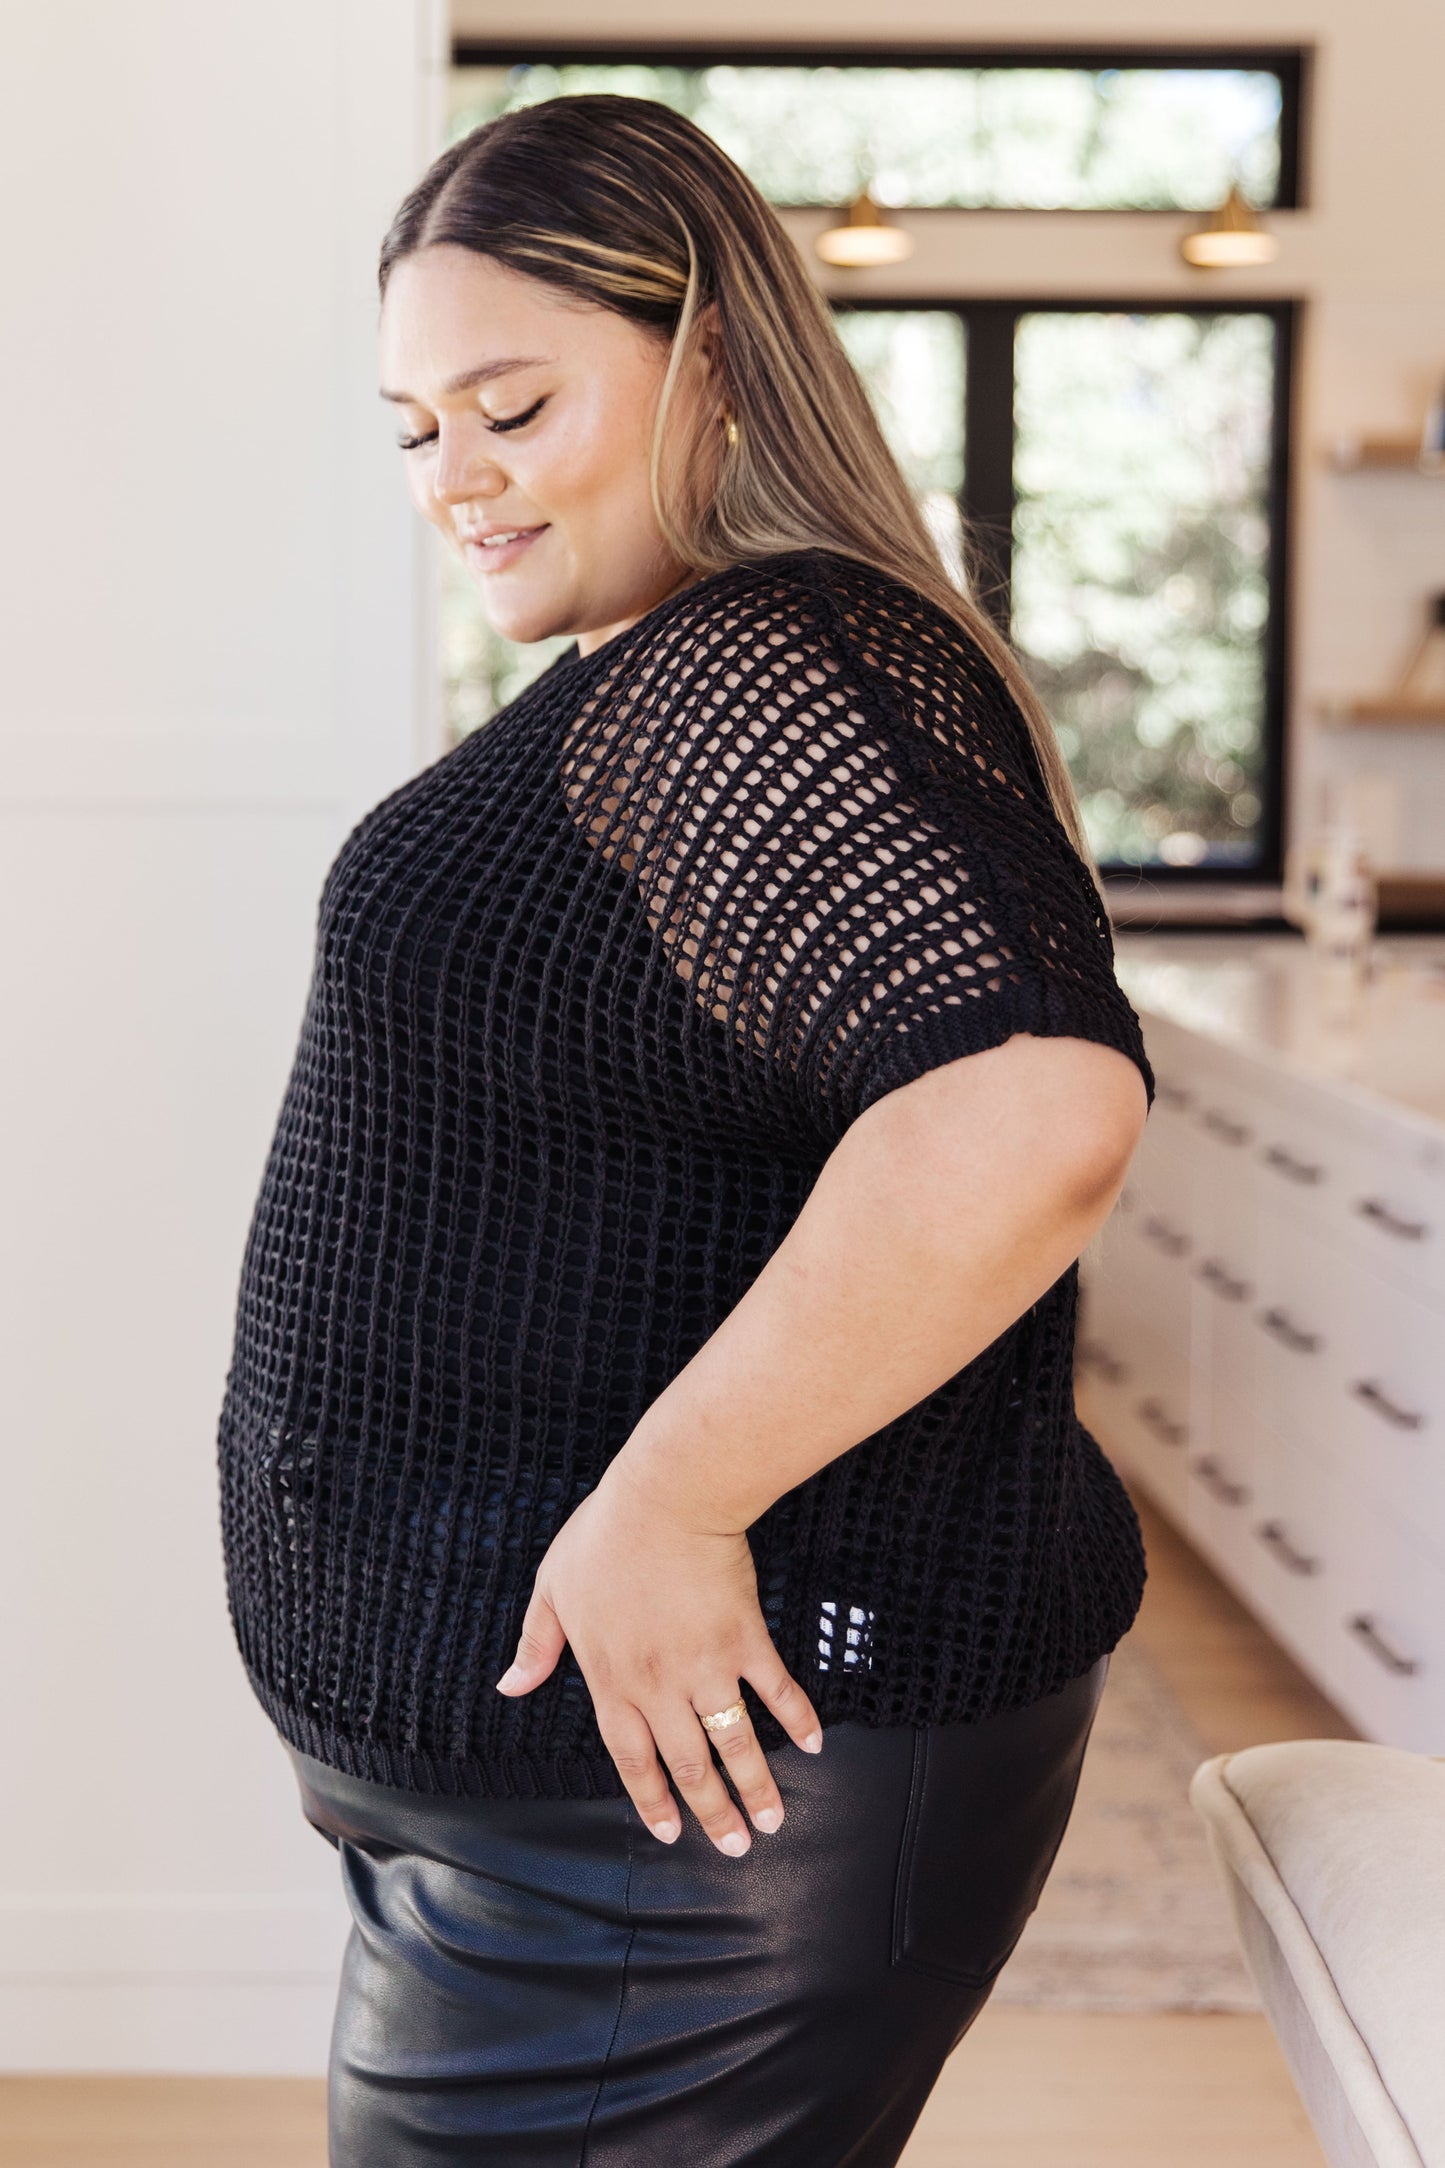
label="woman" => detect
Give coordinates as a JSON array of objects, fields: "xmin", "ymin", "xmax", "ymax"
[{"xmin": 217, "ymin": 93, "xmax": 1156, "ymax": 2165}]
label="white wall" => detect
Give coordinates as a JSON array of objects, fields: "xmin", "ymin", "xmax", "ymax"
[
  {"xmin": 458, "ymin": 0, "xmax": 1445, "ymax": 872},
  {"xmin": 0, "ymin": 0, "xmax": 446, "ymax": 2073}
]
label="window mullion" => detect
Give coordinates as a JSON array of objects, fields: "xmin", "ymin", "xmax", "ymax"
[{"xmin": 960, "ymin": 305, "xmax": 1018, "ymax": 638}]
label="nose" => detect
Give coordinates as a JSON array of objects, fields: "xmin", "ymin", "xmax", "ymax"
[{"xmin": 431, "ymin": 425, "xmax": 505, "ymax": 508}]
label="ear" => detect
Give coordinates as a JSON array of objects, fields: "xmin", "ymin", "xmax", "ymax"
[
  {"xmin": 691, "ymin": 298, "xmax": 725, "ymax": 374},
  {"xmin": 693, "ymin": 302, "xmax": 734, "ymax": 423}
]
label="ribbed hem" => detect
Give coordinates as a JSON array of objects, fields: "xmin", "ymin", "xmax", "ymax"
[
  {"xmin": 243, "ymin": 1662, "xmax": 629, "ymax": 1801},
  {"xmin": 243, "ymin": 1602, "xmax": 1143, "ymax": 1804}
]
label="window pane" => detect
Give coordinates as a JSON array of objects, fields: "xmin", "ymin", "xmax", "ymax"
[
  {"xmin": 451, "ymin": 61, "xmax": 1284, "ymax": 210},
  {"xmin": 1011, "ymin": 311, "xmax": 1276, "ymax": 871},
  {"xmin": 833, "ymin": 310, "xmax": 966, "ymax": 587}
]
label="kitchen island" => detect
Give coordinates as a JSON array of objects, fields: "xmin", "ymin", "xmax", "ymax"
[{"xmin": 1078, "ymin": 930, "xmax": 1445, "ymax": 1747}]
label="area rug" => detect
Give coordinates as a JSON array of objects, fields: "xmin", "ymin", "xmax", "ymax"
[{"xmin": 988, "ymin": 1635, "xmax": 1261, "ymax": 2012}]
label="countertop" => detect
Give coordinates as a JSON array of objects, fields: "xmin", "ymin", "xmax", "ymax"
[{"xmin": 1111, "ymin": 930, "xmax": 1445, "ymax": 1136}]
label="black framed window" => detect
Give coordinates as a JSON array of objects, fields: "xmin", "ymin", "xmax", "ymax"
[
  {"xmin": 1017, "ymin": 306, "xmax": 1289, "ymax": 880},
  {"xmin": 451, "ymin": 42, "xmax": 1305, "ymax": 212},
  {"xmin": 835, "ymin": 300, "xmax": 1293, "ymax": 880},
  {"xmin": 437, "ymin": 44, "xmax": 1301, "ymax": 881}
]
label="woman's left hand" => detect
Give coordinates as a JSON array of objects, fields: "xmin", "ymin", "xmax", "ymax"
[{"xmin": 494, "ymin": 1457, "xmax": 824, "ymax": 1855}]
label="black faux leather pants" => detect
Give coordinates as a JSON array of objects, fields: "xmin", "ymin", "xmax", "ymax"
[{"xmin": 292, "ymin": 1653, "xmax": 1108, "ymax": 2167}]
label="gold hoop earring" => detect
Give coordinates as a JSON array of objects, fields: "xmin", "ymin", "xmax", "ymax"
[{"xmin": 722, "ymin": 410, "xmax": 739, "ymax": 449}]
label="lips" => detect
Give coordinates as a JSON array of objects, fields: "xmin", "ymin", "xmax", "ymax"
[{"xmin": 460, "ymin": 523, "xmax": 548, "ymax": 570}]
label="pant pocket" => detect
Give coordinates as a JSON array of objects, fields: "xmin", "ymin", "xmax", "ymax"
[{"xmin": 889, "ymin": 1656, "xmax": 1108, "ymax": 1989}]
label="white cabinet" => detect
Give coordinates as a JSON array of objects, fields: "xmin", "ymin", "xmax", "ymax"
[{"xmin": 1078, "ymin": 941, "xmax": 1445, "ymax": 1750}]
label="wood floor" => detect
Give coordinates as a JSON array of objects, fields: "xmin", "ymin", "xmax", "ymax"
[
  {"xmin": 902, "ymin": 1487, "xmax": 1356, "ymax": 2168},
  {"xmin": 1118, "ymin": 1486, "xmax": 1354, "ymax": 1761},
  {"xmin": 0, "ymin": 1486, "xmax": 1354, "ymax": 2168}
]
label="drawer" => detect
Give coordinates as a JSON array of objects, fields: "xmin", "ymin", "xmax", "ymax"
[
  {"xmin": 1250, "ymin": 1198, "xmax": 1352, "ymax": 1448},
  {"xmin": 1324, "ymin": 1267, "xmax": 1445, "ymax": 1561},
  {"xmin": 1077, "ymin": 1248, "xmax": 1181, "ymax": 1412},
  {"xmin": 1131, "ymin": 1207, "xmax": 1194, "ymax": 1394},
  {"xmin": 1241, "ymin": 1415, "xmax": 1342, "ymax": 1675},
  {"xmin": 1184, "ymin": 1374, "xmax": 1259, "ymax": 1601},
  {"xmin": 1188, "ymin": 1067, "xmax": 1262, "ymax": 1167},
  {"xmin": 1124, "ymin": 1392, "xmax": 1193, "ymax": 1524},
  {"xmin": 1086, "ymin": 1186, "xmax": 1193, "ymax": 1411},
  {"xmin": 1191, "ymin": 1236, "xmax": 1257, "ymax": 1424},
  {"xmin": 1184, "ymin": 1085, "xmax": 1259, "ymax": 1280},
  {"xmin": 1316, "ymin": 1476, "xmax": 1445, "ymax": 1751},
  {"xmin": 1075, "ymin": 1260, "xmax": 1144, "ymax": 1408},
  {"xmin": 1240, "ymin": 1420, "xmax": 1445, "ymax": 1750},
  {"xmin": 1077, "ymin": 1343, "xmax": 1192, "ymax": 1525},
  {"xmin": 1080, "ymin": 1212, "xmax": 1154, "ymax": 1381},
  {"xmin": 1123, "ymin": 1123, "xmax": 1195, "ymax": 1231},
  {"xmin": 1132, "ymin": 1082, "xmax": 1198, "ymax": 1193},
  {"xmin": 1084, "ymin": 1314, "xmax": 1193, "ymax": 1463},
  {"xmin": 1076, "ymin": 1251, "xmax": 1192, "ymax": 1523},
  {"xmin": 1186, "ymin": 1149, "xmax": 1254, "ymax": 1271},
  {"xmin": 1249, "ymin": 1079, "xmax": 1349, "ymax": 1229},
  {"xmin": 1329, "ymin": 1111, "xmax": 1445, "ymax": 1308}
]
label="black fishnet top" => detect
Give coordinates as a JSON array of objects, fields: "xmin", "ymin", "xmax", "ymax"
[{"xmin": 217, "ymin": 547, "xmax": 1155, "ymax": 1799}]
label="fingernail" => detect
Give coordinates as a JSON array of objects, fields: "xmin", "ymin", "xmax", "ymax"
[
  {"xmin": 802, "ymin": 1731, "xmax": 823, "ymax": 1754},
  {"xmin": 718, "ymin": 1830, "xmax": 751, "ymax": 1856},
  {"xmin": 651, "ymin": 1818, "xmax": 681, "ymax": 1844},
  {"xmin": 494, "ymin": 1664, "xmax": 523, "ymax": 1691},
  {"xmin": 753, "ymin": 1806, "xmax": 784, "ymax": 1833}
]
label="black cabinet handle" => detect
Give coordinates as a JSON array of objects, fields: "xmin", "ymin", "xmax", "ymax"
[
  {"xmin": 1077, "ymin": 1339, "xmax": 1127, "ymax": 1386},
  {"xmin": 1258, "ymin": 1306, "xmax": 1322, "ymax": 1355},
  {"xmin": 1354, "ymin": 1196, "xmax": 1430, "ymax": 1243},
  {"xmin": 1261, "ymin": 1143, "xmax": 1325, "ymax": 1187},
  {"xmin": 1136, "ymin": 1396, "xmax": 1188, "ymax": 1447},
  {"xmin": 1348, "ymin": 1614, "xmax": 1420, "ymax": 1678},
  {"xmin": 1157, "ymin": 1079, "xmax": 1194, "ymax": 1111},
  {"xmin": 1256, "ymin": 1520, "xmax": 1321, "ymax": 1577},
  {"xmin": 1142, "ymin": 1215, "xmax": 1191, "ymax": 1258},
  {"xmin": 1192, "ymin": 1455, "xmax": 1249, "ymax": 1506},
  {"xmin": 1200, "ymin": 1108, "xmax": 1254, "ymax": 1147},
  {"xmin": 1350, "ymin": 1378, "xmax": 1426, "ymax": 1432},
  {"xmin": 1197, "ymin": 1257, "xmax": 1252, "ymax": 1302}
]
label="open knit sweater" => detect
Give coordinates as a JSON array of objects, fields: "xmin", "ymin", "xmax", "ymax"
[{"xmin": 217, "ymin": 546, "xmax": 1156, "ymax": 1800}]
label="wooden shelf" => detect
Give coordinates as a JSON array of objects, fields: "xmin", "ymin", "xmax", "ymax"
[
  {"xmin": 1320, "ymin": 695, "xmax": 1445, "ymax": 725},
  {"xmin": 1325, "ymin": 433, "xmax": 1444, "ymax": 474},
  {"xmin": 1377, "ymin": 872, "xmax": 1445, "ymax": 922}
]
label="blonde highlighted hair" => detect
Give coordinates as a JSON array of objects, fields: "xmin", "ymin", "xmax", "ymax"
[{"xmin": 380, "ymin": 93, "xmax": 1102, "ymax": 888}]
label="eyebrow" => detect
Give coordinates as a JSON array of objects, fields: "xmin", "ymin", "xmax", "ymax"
[{"xmin": 379, "ymin": 356, "xmax": 556, "ymax": 404}]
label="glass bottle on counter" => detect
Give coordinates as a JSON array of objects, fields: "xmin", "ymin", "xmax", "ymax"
[{"xmin": 1307, "ymin": 819, "xmax": 1378, "ymax": 1025}]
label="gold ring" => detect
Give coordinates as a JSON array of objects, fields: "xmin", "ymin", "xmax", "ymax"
[{"xmin": 699, "ymin": 1698, "xmax": 747, "ymax": 1734}]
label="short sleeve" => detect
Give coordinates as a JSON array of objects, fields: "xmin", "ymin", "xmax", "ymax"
[{"xmin": 559, "ymin": 554, "xmax": 1155, "ymax": 1132}]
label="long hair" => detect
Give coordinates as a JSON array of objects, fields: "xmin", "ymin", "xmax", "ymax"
[{"xmin": 379, "ymin": 93, "xmax": 1102, "ymax": 887}]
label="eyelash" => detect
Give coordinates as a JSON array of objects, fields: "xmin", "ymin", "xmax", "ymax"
[{"xmin": 397, "ymin": 395, "xmax": 547, "ymax": 452}]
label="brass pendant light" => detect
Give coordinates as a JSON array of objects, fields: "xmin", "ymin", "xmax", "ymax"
[
  {"xmin": 1180, "ymin": 180, "xmax": 1280, "ymax": 269},
  {"xmin": 815, "ymin": 183, "xmax": 915, "ymax": 269}
]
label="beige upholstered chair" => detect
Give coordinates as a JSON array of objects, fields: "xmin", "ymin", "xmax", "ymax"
[{"xmin": 1191, "ymin": 1743, "xmax": 1445, "ymax": 2168}]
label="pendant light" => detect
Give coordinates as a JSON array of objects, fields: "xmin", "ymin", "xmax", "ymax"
[
  {"xmin": 815, "ymin": 183, "xmax": 915, "ymax": 268},
  {"xmin": 1180, "ymin": 180, "xmax": 1280, "ymax": 269}
]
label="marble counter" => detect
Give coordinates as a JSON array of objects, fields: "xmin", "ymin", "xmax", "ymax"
[{"xmin": 1112, "ymin": 931, "xmax": 1445, "ymax": 1137}]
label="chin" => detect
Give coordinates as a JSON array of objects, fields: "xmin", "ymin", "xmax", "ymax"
[
  {"xmin": 475, "ymin": 592, "xmax": 569, "ymax": 648},
  {"xmin": 468, "ymin": 567, "xmax": 576, "ymax": 649},
  {"xmin": 483, "ymin": 611, "xmax": 555, "ymax": 647}
]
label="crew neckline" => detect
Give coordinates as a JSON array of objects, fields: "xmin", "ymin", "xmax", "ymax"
[{"xmin": 548, "ymin": 550, "xmax": 827, "ymax": 687}]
